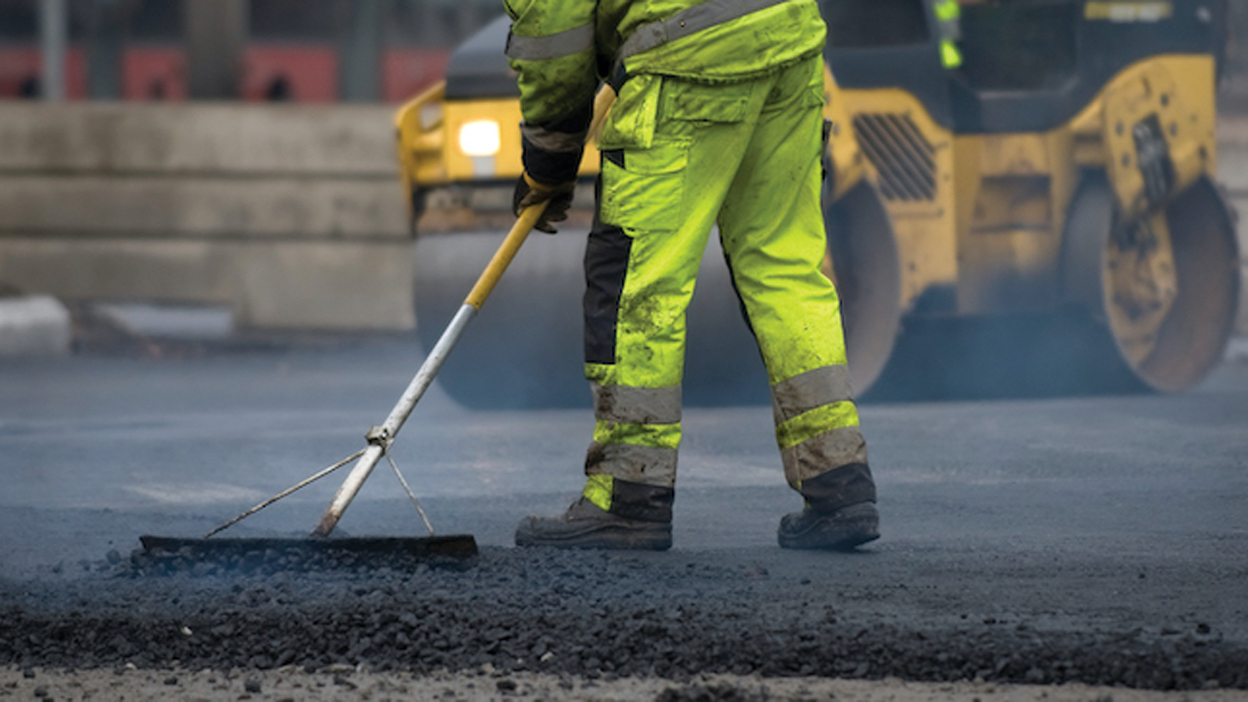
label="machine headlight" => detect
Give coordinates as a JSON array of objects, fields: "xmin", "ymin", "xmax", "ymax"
[{"xmin": 458, "ymin": 120, "xmax": 501, "ymax": 157}]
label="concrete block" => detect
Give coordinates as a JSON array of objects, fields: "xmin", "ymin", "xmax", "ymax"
[
  {"xmin": 0, "ymin": 295, "xmax": 71, "ymax": 357},
  {"xmin": 0, "ymin": 103, "xmax": 399, "ymax": 176},
  {"xmin": 0, "ymin": 238, "xmax": 238, "ymax": 305},
  {"xmin": 235, "ymin": 240, "xmax": 416, "ymax": 329},
  {"xmin": 0, "ymin": 175, "xmax": 409, "ymax": 240},
  {"xmin": 0, "ymin": 238, "xmax": 415, "ymax": 331},
  {"xmin": 0, "ymin": 103, "xmax": 421, "ymax": 331}
]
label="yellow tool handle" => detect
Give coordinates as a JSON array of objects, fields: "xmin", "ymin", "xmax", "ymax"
[
  {"xmin": 464, "ymin": 83, "xmax": 618, "ymax": 312},
  {"xmin": 463, "ymin": 199, "xmax": 549, "ymax": 310},
  {"xmin": 463, "ymin": 83, "xmax": 618, "ymax": 312}
]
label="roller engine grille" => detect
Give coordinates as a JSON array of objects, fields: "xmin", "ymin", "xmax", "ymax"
[{"xmin": 852, "ymin": 113, "xmax": 937, "ymax": 201}]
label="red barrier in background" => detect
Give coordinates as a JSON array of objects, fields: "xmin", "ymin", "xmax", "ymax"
[
  {"xmin": 122, "ymin": 47, "xmax": 186, "ymax": 100},
  {"xmin": 0, "ymin": 44, "xmax": 449, "ymax": 102},
  {"xmin": 241, "ymin": 45, "xmax": 338, "ymax": 102},
  {"xmin": 383, "ymin": 48, "xmax": 450, "ymax": 103}
]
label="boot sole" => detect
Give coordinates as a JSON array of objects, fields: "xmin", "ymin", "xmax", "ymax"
[{"xmin": 515, "ymin": 523, "xmax": 672, "ymax": 551}]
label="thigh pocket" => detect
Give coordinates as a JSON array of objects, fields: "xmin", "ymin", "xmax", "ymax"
[
  {"xmin": 599, "ymin": 138, "xmax": 690, "ymax": 232},
  {"xmin": 662, "ymin": 80, "xmax": 753, "ymax": 124}
]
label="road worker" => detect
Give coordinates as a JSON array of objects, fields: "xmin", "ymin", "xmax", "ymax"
[{"xmin": 507, "ymin": 0, "xmax": 879, "ymax": 550}]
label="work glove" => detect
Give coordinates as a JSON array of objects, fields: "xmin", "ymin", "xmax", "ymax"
[{"xmin": 513, "ymin": 172, "xmax": 575, "ymax": 234}]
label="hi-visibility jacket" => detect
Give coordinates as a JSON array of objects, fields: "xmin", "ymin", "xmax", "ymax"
[{"xmin": 504, "ymin": 0, "xmax": 827, "ymax": 184}]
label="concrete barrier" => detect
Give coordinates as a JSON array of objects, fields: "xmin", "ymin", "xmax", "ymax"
[
  {"xmin": 0, "ymin": 103, "xmax": 413, "ymax": 330},
  {"xmin": 0, "ymin": 102, "xmax": 1244, "ymax": 336}
]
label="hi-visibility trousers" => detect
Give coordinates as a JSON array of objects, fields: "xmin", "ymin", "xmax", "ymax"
[{"xmin": 581, "ymin": 55, "xmax": 873, "ymax": 514}]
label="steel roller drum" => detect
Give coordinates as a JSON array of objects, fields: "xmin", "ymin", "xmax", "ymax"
[{"xmin": 1062, "ymin": 175, "xmax": 1240, "ymax": 392}]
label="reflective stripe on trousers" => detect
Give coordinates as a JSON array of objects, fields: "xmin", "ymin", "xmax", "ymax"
[
  {"xmin": 772, "ymin": 365, "xmax": 868, "ymax": 487},
  {"xmin": 581, "ymin": 56, "xmax": 867, "ymax": 510}
]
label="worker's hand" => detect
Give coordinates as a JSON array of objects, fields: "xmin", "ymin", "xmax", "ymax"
[{"xmin": 513, "ymin": 173, "xmax": 575, "ymax": 234}]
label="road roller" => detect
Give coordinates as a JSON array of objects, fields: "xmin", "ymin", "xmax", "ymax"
[
  {"xmin": 396, "ymin": 0, "xmax": 1239, "ymax": 407},
  {"xmin": 823, "ymin": 0, "xmax": 1238, "ymax": 398}
]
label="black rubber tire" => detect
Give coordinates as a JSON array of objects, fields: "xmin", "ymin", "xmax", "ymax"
[{"xmin": 823, "ymin": 180, "xmax": 903, "ymax": 396}]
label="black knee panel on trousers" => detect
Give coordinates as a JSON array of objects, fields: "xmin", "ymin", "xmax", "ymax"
[{"xmin": 583, "ymin": 177, "xmax": 632, "ymax": 365}]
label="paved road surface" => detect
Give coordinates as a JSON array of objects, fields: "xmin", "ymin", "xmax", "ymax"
[{"xmin": 1, "ymin": 337, "xmax": 1246, "ymax": 690}]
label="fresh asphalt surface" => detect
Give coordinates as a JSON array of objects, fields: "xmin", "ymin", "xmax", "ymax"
[{"xmin": 1, "ymin": 335, "xmax": 1247, "ymax": 689}]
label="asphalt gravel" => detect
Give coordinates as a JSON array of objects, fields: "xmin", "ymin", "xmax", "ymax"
[
  {"xmin": 2, "ymin": 545, "xmax": 1245, "ymax": 690},
  {"xmin": 2, "ymin": 336, "xmax": 1247, "ymax": 698}
]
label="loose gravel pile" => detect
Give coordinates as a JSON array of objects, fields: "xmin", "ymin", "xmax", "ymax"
[{"xmin": 1, "ymin": 546, "xmax": 1245, "ymax": 692}]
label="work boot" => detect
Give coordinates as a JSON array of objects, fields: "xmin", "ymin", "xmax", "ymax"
[
  {"xmin": 778, "ymin": 501, "xmax": 879, "ymax": 550},
  {"xmin": 515, "ymin": 479, "xmax": 673, "ymax": 550},
  {"xmin": 779, "ymin": 463, "xmax": 879, "ymax": 550}
]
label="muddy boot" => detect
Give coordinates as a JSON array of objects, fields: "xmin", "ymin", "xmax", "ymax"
[
  {"xmin": 779, "ymin": 464, "xmax": 879, "ymax": 551},
  {"xmin": 778, "ymin": 502, "xmax": 879, "ymax": 550},
  {"xmin": 515, "ymin": 480, "xmax": 673, "ymax": 550}
]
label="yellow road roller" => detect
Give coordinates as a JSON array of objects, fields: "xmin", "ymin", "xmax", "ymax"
[
  {"xmin": 823, "ymin": 0, "xmax": 1238, "ymax": 398},
  {"xmin": 396, "ymin": 0, "xmax": 1239, "ymax": 406}
]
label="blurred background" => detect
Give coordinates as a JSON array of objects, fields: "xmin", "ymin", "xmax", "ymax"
[
  {"xmin": 3, "ymin": 1, "xmax": 1248, "ymax": 104},
  {"xmin": 0, "ymin": 0, "xmax": 513, "ymax": 344},
  {"xmin": 0, "ymin": 0, "xmax": 1246, "ymax": 370},
  {"xmin": 0, "ymin": 0, "xmax": 501, "ymax": 102}
]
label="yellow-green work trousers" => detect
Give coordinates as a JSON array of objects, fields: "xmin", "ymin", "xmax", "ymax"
[{"xmin": 581, "ymin": 55, "xmax": 873, "ymax": 518}]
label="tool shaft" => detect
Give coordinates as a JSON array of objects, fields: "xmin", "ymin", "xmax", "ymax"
[{"xmin": 311, "ymin": 202, "xmax": 545, "ymax": 538}]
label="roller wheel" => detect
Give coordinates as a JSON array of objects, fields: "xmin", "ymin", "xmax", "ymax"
[
  {"xmin": 1063, "ymin": 175, "xmax": 1240, "ymax": 392},
  {"xmin": 413, "ymin": 229, "xmax": 587, "ymax": 409},
  {"xmin": 822, "ymin": 180, "xmax": 902, "ymax": 396}
]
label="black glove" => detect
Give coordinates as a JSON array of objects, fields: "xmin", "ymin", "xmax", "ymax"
[{"xmin": 513, "ymin": 173, "xmax": 575, "ymax": 234}]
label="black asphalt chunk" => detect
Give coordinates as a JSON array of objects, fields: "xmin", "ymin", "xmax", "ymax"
[
  {"xmin": 135, "ymin": 535, "xmax": 479, "ymax": 574},
  {"xmin": 1, "ymin": 547, "xmax": 1246, "ymax": 691}
]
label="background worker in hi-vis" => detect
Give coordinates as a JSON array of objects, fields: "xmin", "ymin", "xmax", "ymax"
[{"xmin": 507, "ymin": 0, "xmax": 879, "ymax": 550}]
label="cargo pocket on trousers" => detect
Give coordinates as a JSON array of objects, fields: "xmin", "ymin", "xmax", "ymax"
[
  {"xmin": 599, "ymin": 74, "xmax": 662, "ymax": 151},
  {"xmin": 663, "ymin": 79, "xmax": 752, "ymax": 124},
  {"xmin": 599, "ymin": 137, "xmax": 690, "ymax": 232}
]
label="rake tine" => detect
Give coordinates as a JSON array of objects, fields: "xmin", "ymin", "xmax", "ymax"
[{"xmin": 202, "ymin": 448, "xmax": 366, "ymax": 539}]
